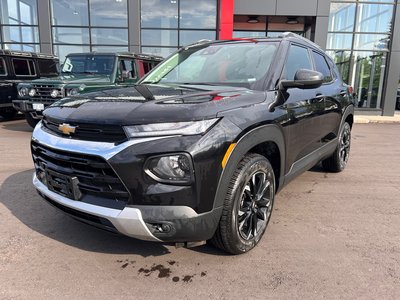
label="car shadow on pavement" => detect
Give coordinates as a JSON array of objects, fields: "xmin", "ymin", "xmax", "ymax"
[
  {"xmin": 0, "ymin": 119, "xmax": 32, "ymax": 133},
  {"xmin": 0, "ymin": 169, "xmax": 174, "ymax": 257}
]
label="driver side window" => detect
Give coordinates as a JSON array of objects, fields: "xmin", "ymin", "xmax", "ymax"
[
  {"xmin": 118, "ymin": 59, "xmax": 137, "ymax": 79},
  {"xmin": 284, "ymin": 44, "xmax": 312, "ymax": 80}
]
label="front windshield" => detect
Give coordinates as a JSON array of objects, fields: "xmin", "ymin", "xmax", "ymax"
[
  {"xmin": 62, "ymin": 55, "xmax": 115, "ymax": 75},
  {"xmin": 142, "ymin": 42, "xmax": 278, "ymax": 90}
]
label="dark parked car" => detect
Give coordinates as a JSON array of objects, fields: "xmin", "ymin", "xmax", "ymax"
[
  {"xmin": 31, "ymin": 33, "xmax": 354, "ymax": 254},
  {"xmin": 0, "ymin": 50, "xmax": 58, "ymax": 119},
  {"xmin": 396, "ymin": 88, "xmax": 400, "ymax": 110},
  {"xmin": 14, "ymin": 52, "xmax": 163, "ymax": 127}
]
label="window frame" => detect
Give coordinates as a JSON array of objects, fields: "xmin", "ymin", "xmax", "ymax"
[
  {"xmin": 11, "ymin": 58, "xmax": 37, "ymax": 77},
  {"xmin": 0, "ymin": 57, "xmax": 8, "ymax": 76},
  {"xmin": 311, "ymin": 50, "xmax": 335, "ymax": 85},
  {"xmin": 281, "ymin": 42, "xmax": 313, "ymax": 81}
]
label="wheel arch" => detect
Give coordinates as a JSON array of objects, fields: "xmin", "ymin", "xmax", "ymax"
[
  {"xmin": 213, "ymin": 124, "xmax": 286, "ymax": 209},
  {"xmin": 341, "ymin": 104, "xmax": 354, "ymax": 129}
]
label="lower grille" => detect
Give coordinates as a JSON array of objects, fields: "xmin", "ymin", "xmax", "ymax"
[
  {"xmin": 32, "ymin": 141, "xmax": 129, "ymax": 209},
  {"xmin": 42, "ymin": 117, "xmax": 127, "ymax": 143},
  {"xmin": 41, "ymin": 193, "xmax": 118, "ymax": 233}
]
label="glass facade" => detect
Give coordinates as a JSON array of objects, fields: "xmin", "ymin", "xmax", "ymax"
[
  {"xmin": 232, "ymin": 16, "xmax": 307, "ymax": 38},
  {"xmin": 51, "ymin": 0, "xmax": 128, "ymax": 61},
  {"xmin": 0, "ymin": 0, "xmax": 40, "ymax": 51},
  {"xmin": 0, "ymin": 0, "xmax": 398, "ymax": 114},
  {"xmin": 327, "ymin": 0, "xmax": 396, "ymax": 109},
  {"xmin": 140, "ymin": 0, "xmax": 217, "ymax": 56}
]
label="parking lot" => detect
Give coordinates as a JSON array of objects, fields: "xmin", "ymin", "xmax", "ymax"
[{"xmin": 0, "ymin": 119, "xmax": 399, "ymax": 299}]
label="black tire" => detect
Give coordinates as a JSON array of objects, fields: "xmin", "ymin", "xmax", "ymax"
[
  {"xmin": 0, "ymin": 109, "xmax": 18, "ymax": 119},
  {"xmin": 24, "ymin": 112, "xmax": 39, "ymax": 128},
  {"xmin": 322, "ymin": 122, "xmax": 351, "ymax": 172},
  {"xmin": 211, "ymin": 153, "xmax": 275, "ymax": 254}
]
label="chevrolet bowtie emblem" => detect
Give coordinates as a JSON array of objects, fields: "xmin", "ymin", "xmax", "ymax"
[{"xmin": 58, "ymin": 123, "xmax": 77, "ymax": 135}]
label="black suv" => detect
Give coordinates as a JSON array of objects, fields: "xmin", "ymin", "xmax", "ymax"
[
  {"xmin": 0, "ymin": 50, "xmax": 58, "ymax": 119},
  {"xmin": 31, "ymin": 33, "xmax": 353, "ymax": 254}
]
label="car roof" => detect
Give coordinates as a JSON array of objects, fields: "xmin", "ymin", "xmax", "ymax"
[
  {"xmin": 66, "ymin": 52, "xmax": 163, "ymax": 61},
  {"xmin": 184, "ymin": 32, "xmax": 323, "ymax": 53},
  {"xmin": 0, "ymin": 49, "xmax": 58, "ymax": 60}
]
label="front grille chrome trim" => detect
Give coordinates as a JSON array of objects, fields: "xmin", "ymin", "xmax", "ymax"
[{"xmin": 32, "ymin": 121, "xmax": 173, "ymax": 160}]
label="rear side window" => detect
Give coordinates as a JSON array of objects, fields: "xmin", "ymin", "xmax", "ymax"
[
  {"xmin": 284, "ymin": 45, "xmax": 312, "ymax": 80},
  {"xmin": 37, "ymin": 59, "xmax": 59, "ymax": 76},
  {"xmin": 142, "ymin": 61, "xmax": 153, "ymax": 74},
  {"xmin": 0, "ymin": 58, "xmax": 6, "ymax": 76},
  {"xmin": 312, "ymin": 51, "xmax": 333, "ymax": 83},
  {"xmin": 12, "ymin": 58, "xmax": 36, "ymax": 76}
]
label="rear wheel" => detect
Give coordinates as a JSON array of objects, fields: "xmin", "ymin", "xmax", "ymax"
[
  {"xmin": 322, "ymin": 122, "xmax": 351, "ymax": 172},
  {"xmin": 211, "ymin": 153, "xmax": 275, "ymax": 254},
  {"xmin": 24, "ymin": 112, "xmax": 39, "ymax": 128}
]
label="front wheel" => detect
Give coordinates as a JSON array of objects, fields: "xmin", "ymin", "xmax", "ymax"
[
  {"xmin": 24, "ymin": 112, "xmax": 39, "ymax": 128},
  {"xmin": 211, "ymin": 153, "xmax": 275, "ymax": 254},
  {"xmin": 322, "ymin": 122, "xmax": 351, "ymax": 172}
]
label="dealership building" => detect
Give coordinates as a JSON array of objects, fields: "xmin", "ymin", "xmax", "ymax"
[{"xmin": 0, "ymin": 0, "xmax": 399, "ymax": 115}]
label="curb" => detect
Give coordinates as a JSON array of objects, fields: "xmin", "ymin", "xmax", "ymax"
[{"xmin": 354, "ymin": 117, "xmax": 400, "ymax": 124}]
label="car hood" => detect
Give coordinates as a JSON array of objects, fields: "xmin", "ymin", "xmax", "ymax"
[
  {"xmin": 43, "ymin": 84, "xmax": 268, "ymax": 126},
  {"xmin": 31, "ymin": 74, "xmax": 112, "ymax": 85}
]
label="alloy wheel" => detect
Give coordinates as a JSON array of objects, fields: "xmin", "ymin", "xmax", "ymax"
[{"xmin": 237, "ymin": 171, "xmax": 273, "ymax": 241}]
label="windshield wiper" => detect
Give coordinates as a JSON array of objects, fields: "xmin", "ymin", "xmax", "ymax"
[{"xmin": 134, "ymin": 84, "xmax": 155, "ymax": 101}]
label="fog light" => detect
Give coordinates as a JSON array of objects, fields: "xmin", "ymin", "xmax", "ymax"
[
  {"xmin": 50, "ymin": 89, "xmax": 59, "ymax": 98},
  {"xmin": 145, "ymin": 153, "xmax": 193, "ymax": 184},
  {"xmin": 28, "ymin": 88, "xmax": 36, "ymax": 97}
]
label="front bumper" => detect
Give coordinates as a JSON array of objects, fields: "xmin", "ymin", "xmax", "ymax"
[
  {"xmin": 34, "ymin": 173, "xmax": 160, "ymax": 241},
  {"xmin": 31, "ymin": 123, "xmax": 228, "ymax": 242}
]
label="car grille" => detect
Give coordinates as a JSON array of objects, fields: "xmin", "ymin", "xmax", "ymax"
[
  {"xmin": 31, "ymin": 84, "xmax": 64, "ymax": 102},
  {"xmin": 42, "ymin": 117, "xmax": 127, "ymax": 143},
  {"xmin": 32, "ymin": 141, "xmax": 130, "ymax": 209}
]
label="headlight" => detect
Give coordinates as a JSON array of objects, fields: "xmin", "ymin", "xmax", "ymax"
[
  {"xmin": 67, "ymin": 88, "xmax": 78, "ymax": 96},
  {"xmin": 18, "ymin": 87, "xmax": 28, "ymax": 97},
  {"xmin": 67, "ymin": 84, "xmax": 85, "ymax": 96},
  {"xmin": 28, "ymin": 88, "xmax": 36, "ymax": 97},
  {"xmin": 124, "ymin": 119, "xmax": 219, "ymax": 138},
  {"xmin": 50, "ymin": 89, "xmax": 59, "ymax": 98},
  {"xmin": 145, "ymin": 153, "xmax": 193, "ymax": 184}
]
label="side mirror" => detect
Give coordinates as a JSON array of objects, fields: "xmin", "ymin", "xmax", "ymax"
[
  {"xmin": 279, "ymin": 69, "xmax": 323, "ymax": 90},
  {"xmin": 269, "ymin": 69, "xmax": 324, "ymax": 112}
]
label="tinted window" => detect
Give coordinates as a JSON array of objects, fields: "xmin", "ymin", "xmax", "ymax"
[
  {"xmin": 284, "ymin": 45, "xmax": 312, "ymax": 80},
  {"xmin": 37, "ymin": 59, "xmax": 59, "ymax": 76},
  {"xmin": 142, "ymin": 61, "xmax": 153, "ymax": 74},
  {"xmin": 0, "ymin": 58, "xmax": 7, "ymax": 76},
  {"xmin": 312, "ymin": 51, "xmax": 333, "ymax": 83},
  {"xmin": 12, "ymin": 58, "xmax": 36, "ymax": 76}
]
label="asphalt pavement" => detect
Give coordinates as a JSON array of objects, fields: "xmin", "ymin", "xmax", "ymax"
[{"xmin": 0, "ymin": 119, "xmax": 399, "ymax": 299}]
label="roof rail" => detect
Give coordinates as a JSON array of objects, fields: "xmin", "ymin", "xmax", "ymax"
[
  {"xmin": 184, "ymin": 39, "xmax": 212, "ymax": 49},
  {"xmin": 281, "ymin": 32, "xmax": 322, "ymax": 49}
]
